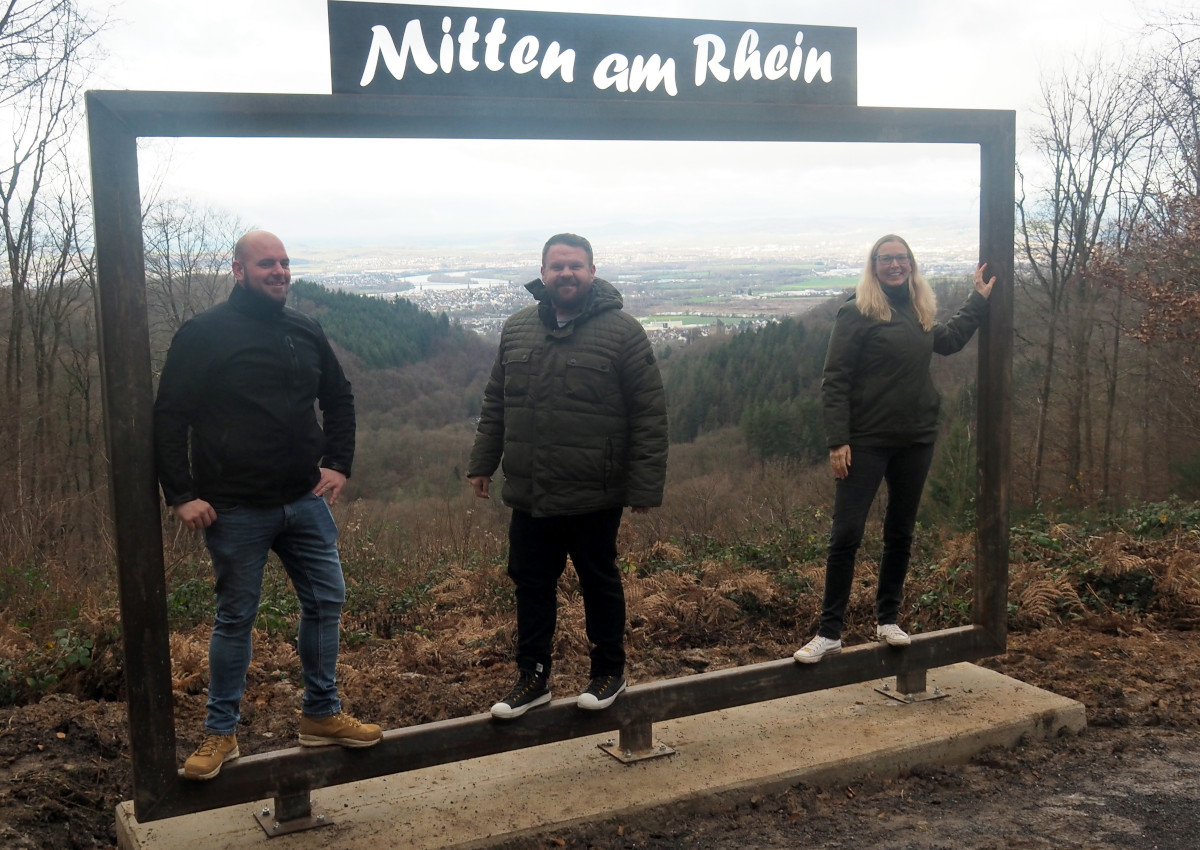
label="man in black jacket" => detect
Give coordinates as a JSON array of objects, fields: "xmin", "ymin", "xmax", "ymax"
[{"xmin": 154, "ymin": 230, "xmax": 381, "ymax": 781}]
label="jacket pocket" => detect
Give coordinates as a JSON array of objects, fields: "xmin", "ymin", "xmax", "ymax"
[
  {"xmin": 564, "ymin": 353, "xmax": 614, "ymax": 404},
  {"xmin": 503, "ymin": 350, "xmax": 532, "ymax": 396}
]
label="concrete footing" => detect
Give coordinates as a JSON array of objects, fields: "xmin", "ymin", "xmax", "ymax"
[{"xmin": 117, "ymin": 663, "xmax": 1085, "ymax": 849}]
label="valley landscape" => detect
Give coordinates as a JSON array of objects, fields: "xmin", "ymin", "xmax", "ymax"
[{"xmin": 289, "ymin": 233, "xmax": 982, "ymax": 335}]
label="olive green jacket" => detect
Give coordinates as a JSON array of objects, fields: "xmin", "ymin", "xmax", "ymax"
[
  {"xmin": 822, "ymin": 287, "xmax": 989, "ymax": 449},
  {"xmin": 468, "ymin": 278, "xmax": 668, "ymax": 517}
]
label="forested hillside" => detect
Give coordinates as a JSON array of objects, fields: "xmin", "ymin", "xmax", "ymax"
[
  {"xmin": 291, "ymin": 281, "xmax": 462, "ymax": 370},
  {"xmin": 288, "ymin": 282, "xmax": 496, "ymax": 501},
  {"xmin": 289, "ymin": 280, "xmax": 496, "ymax": 424},
  {"xmin": 664, "ymin": 311, "xmax": 828, "ymax": 447},
  {"xmin": 662, "ymin": 280, "xmax": 983, "ymax": 477}
]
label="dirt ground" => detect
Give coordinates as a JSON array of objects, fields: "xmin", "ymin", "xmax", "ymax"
[
  {"xmin": 496, "ymin": 625, "xmax": 1200, "ymax": 850},
  {"xmin": 1, "ymin": 620, "xmax": 1197, "ymax": 850}
]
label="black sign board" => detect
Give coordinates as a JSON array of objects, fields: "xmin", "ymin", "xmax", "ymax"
[{"xmin": 328, "ymin": 2, "xmax": 856, "ymax": 105}]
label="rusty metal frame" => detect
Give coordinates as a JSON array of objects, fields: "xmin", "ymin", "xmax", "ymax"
[{"xmin": 87, "ymin": 89, "xmax": 1013, "ymax": 823}]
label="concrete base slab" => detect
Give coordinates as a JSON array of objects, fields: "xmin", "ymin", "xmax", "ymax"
[{"xmin": 116, "ymin": 663, "xmax": 1085, "ymax": 849}]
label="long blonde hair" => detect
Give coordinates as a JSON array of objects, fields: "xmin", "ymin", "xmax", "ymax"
[{"xmin": 854, "ymin": 234, "xmax": 937, "ymax": 330}]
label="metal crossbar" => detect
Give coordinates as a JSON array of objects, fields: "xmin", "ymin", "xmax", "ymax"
[{"xmin": 150, "ymin": 629, "xmax": 994, "ymax": 820}]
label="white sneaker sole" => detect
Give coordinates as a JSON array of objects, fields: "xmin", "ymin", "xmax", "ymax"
[
  {"xmin": 577, "ymin": 680, "xmax": 627, "ymax": 710},
  {"xmin": 490, "ymin": 691, "xmax": 551, "ymax": 720},
  {"xmin": 793, "ymin": 646, "xmax": 841, "ymax": 664}
]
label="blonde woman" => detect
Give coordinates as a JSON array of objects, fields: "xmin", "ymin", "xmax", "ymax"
[{"xmin": 795, "ymin": 234, "xmax": 995, "ymax": 663}]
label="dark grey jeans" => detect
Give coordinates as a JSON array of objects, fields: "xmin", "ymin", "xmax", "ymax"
[{"xmin": 818, "ymin": 442, "xmax": 936, "ymax": 640}]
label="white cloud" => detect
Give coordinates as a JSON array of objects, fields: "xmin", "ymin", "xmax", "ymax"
[{"xmin": 83, "ymin": 0, "xmax": 1160, "ymax": 248}]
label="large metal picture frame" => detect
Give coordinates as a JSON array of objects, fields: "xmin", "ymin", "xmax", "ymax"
[{"xmin": 87, "ymin": 89, "xmax": 1013, "ymax": 822}]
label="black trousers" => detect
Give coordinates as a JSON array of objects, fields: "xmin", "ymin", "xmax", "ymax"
[
  {"xmin": 818, "ymin": 442, "xmax": 936, "ymax": 640},
  {"xmin": 507, "ymin": 506, "xmax": 626, "ymax": 679}
]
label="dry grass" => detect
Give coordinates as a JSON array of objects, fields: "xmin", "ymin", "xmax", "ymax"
[{"xmin": 2, "ymin": 432, "xmax": 1199, "ymax": 707}]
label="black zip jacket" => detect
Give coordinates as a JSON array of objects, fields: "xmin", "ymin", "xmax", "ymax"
[
  {"xmin": 822, "ymin": 286, "xmax": 989, "ymax": 449},
  {"xmin": 153, "ymin": 284, "xmax": 355, "ymax": 509}
]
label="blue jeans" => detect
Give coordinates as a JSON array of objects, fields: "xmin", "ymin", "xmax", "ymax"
[
  {"xmin": 818, "ymin": 443, "xmax": 936, "ymax": 640},
  {"xmin": 507, "ymin": 507, "xmax": 626, "ymax": 680},
  {"xmin": 202, "ymin": 492, "xmax": 345, "ymax": 734}
]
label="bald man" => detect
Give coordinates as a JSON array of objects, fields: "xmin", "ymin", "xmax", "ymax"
[{"xmin": 154, "ymin": 230, "xmax": 381, "ymax": 780}]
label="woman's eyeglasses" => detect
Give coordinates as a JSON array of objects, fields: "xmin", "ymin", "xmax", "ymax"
[{"xmin": 874, "ymin": 254, "xmax": 911, "ymax": 266}]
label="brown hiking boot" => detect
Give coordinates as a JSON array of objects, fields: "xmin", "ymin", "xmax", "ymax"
[
  {"xmin": 298, "ymin": 712, "xmax": 383, "ymax": 748},
  {"xmin": 182, "ymin": 733, "xmax": 239, "ymax": 780}
]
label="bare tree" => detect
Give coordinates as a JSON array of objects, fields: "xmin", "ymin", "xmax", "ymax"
[
  {"xmin": 1086, "ymin": 12, "xmax": 1200, "ymax": 500},
  {"xmin": 142, "ymin": 197, "xmax": 242, "ymax": 355},
  {"xmin": 27, "ymin": 171, "xmax": 90, "ymax": 483},
  {"xmin": 1, "ymin": 1, "xmax": 88, "ymax": 106},
  {"xmin": 1141, "ymin": 11, "xmax": 1200, "ymax": 196},
  {"xmin": 0, "ymin": 0, "xmax": 102, "ymax": 540},
  {"xmin": 1016, "ymin": 56, "xmax": 1160, "ymax": 502}
]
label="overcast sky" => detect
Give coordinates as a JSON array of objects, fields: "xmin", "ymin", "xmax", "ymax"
[{"xmin": 80, "ymin": 0, "xmax": 1174, "ymax": 252}]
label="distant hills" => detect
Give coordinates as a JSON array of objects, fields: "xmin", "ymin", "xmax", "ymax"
[
  {"xmin": 291, "ymin": 276, "xmax": 980, "ymax": 472},
  {"xmin": 286, "ymin": 215, "xmax": 980, "ymax": 275}
]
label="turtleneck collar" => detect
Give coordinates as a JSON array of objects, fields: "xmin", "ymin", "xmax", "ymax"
[
  {"xmin": 229, "ymin": 282, "xmax": 286, "ymax": 319},
  {"xmin": 883, "ymin": 281, "xmax": 912, "ymax": 305}
]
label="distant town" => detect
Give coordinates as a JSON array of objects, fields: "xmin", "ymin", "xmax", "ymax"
[{"xmin": 291, "ymin": 238, "xmax": 981, "ymax": 341}]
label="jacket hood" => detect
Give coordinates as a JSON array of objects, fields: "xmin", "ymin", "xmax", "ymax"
[{"xmin": 525, "ymin": 276, "xmax": 624, "ymax": 324}]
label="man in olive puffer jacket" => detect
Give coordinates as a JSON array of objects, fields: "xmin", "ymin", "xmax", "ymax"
[{"xmin": 469, "ymin": 233, "xmax": 668, "ymax": 719}]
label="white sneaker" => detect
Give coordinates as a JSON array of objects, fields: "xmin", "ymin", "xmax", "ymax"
[
  {"xmin": 793, "ymin": 635, "xmax": 842, "ymax": 664},
  {"xmin": 877, "ymin": 624, "xmax": 911, "ymax": 646}
]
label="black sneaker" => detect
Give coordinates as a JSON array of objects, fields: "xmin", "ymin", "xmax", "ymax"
[
  {"xmin": 490, "ymin": 670, "xmax": 551, "ymax": 719},
  {"xmin": 577, "ymin": 675, "xmax": 626, "ymax": 710}
]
